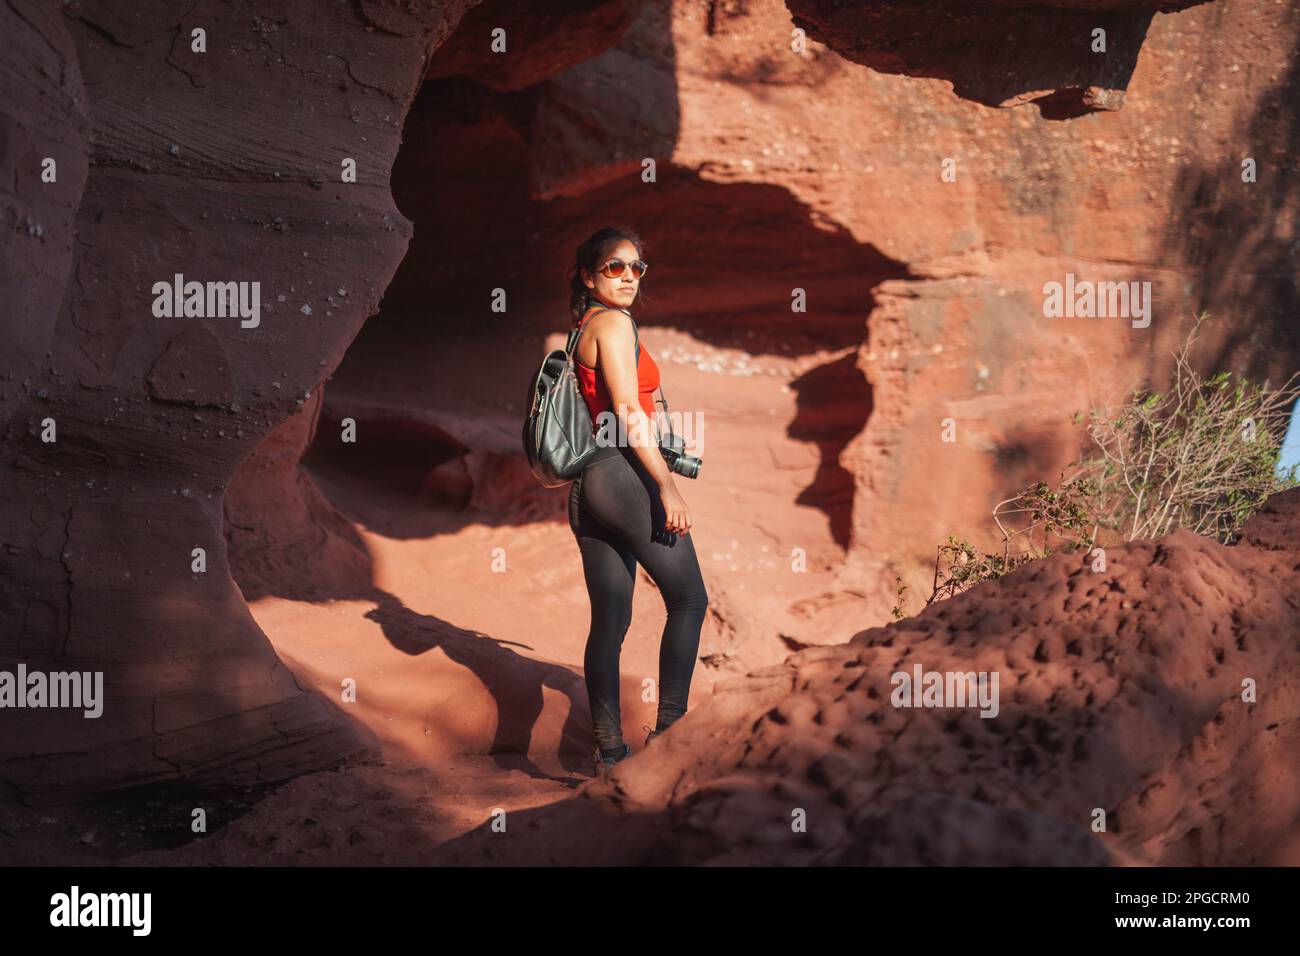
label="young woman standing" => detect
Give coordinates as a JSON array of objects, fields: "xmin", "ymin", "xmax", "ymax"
[{"xmin": 565, "ymin": 226, "xmax": 709, "ymax": 777}]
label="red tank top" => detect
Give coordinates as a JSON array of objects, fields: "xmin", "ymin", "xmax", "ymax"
[{"xmin": 573, "ymin": 304, "xmax": 661, "ymax": 422}]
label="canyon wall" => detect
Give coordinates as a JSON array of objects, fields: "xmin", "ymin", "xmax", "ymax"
[
  {"xmin": 4, "ymin": 0, "xmax": 1297, "ymax": 805},
  {"xmin": 453, "ymin": 486, "xmax": 1300, "ymax": 865},
  {"xmin": 0, "ymin": 0, "xmax": 477, "ymax": 804},
  {"xmin": 303, "ymin": 0, "xmax": 1300, "ymax": 668},
  {"xmin": 131, "ymin": 486, "xmax": 1300, "ymax": 865},
  {"xmin": 786, "ymin": 0, "xmax": 1216, "ymax": 115}
]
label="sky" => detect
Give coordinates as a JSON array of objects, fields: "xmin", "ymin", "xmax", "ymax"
[{"xmin": 1278, "ymin": 397, "xmax": 1300, "ymax": 480}]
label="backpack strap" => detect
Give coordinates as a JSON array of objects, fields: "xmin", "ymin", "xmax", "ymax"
[
  {"xmin": 569, "ymin": 306, "xmax": 638, "ymax": 362},
  {"xmin": 572, "ymin": 306, "xmax": 670, "ymax": 436}
]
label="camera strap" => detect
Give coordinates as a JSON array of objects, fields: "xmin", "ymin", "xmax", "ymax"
[{"xmin": 626, "ymin": 313, "xmax": 674, "ymax": 444}]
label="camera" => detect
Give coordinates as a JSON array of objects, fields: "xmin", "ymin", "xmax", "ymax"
[
  {"xmin": 659, "ymin": 429, "xmax": 701, "ymax": 479},
  {"xmin": 651, "ymin": 392, "xmax": 701, "ymax": 478}
]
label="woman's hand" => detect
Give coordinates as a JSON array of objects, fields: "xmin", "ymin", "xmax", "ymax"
[{"xmin": 659, "ymin": 482, "xmax": 692, "ymax": 535}]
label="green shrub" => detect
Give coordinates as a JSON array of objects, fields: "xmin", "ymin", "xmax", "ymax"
[
  {"xmin": 926, "ymin": 476, "xmax": 1098, "ymax": 607},
  {"xmin": 923, "ymin": 312, "xmax": 1299, "ymax": 607},
  {"xmin": 1069, "ymin": 313, "xmax": 1299, "ymax": 542}
]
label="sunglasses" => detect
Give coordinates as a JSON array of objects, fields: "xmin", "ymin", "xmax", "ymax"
[{"xmin": 597, "ymin": 258, "xmax": 649, "ymax": 279}]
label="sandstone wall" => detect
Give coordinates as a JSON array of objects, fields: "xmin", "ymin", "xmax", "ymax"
[{"xmin": 0, "ymin": 0, "xmax": 477, "ymax": 804}]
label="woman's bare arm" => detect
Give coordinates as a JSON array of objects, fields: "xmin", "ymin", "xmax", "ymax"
[
  {"xmin": 592, "ymin": 314, "xmax": 692, "ymax": 534},
  {"xmin": 593, "ymin": 314, "xmax": 671, "ymax": 481}
]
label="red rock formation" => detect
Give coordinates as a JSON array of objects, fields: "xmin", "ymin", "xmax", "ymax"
[
  {"xmin": 123, "ymin": 486, "xmax": 1300, "ymax": 865},
  {"xmin": 0, "ymin": 0, "xmax": 477, "ymax": 804},
  {"xmin": 564, "ymin": 486, "xmax": 1300, "ymax": 866},
  {"xmin": 4, "ymin": 0, "xmax": 1297, "ymax": 852},
  {"xmin": 424, "ymin": 0, "xmax": 646, "ymax": 91},
  {"xmin": 786, "ymin": 0, "xmax": 1216, "ymax": 116},
  {"xmin": 310, "ymin": 0, "xmax": 1300, "ymax": 667},
  {"xmin": 224, "ymin": 390, "xmax": 373, "ymax": 602},
  {"xmin": 0, "ymin": 1, "xmax": 89, "ymax": 427}
]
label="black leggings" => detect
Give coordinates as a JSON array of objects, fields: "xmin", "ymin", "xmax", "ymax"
[{"xmin": 569, "ymin": 445, "xmax": 709, "ymax": 750}]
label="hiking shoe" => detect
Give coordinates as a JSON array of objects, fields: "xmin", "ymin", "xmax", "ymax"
[{"xmin": 593, "ymin": 742, "xmax": 631, "ymax": 778}]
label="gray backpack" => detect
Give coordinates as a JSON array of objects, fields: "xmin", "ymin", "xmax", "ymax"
[{"xmin": 522, "ymin": 307, "xmax": 639, "ymax": 487}]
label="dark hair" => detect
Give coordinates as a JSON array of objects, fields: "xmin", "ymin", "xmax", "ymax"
[{"xmin": 566, "ymin": 226, "xmax": 648, "ymax": 325}]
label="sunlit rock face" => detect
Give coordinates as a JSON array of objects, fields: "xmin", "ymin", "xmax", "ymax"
[
  {"xmin": 306, "ymin": 0, "xmax": 1300, "ymax": 663},
  {"xmin": 786, "ymin": 0, "xmax": 1216, "ymax": 116},
  {"xmin": 5, "ymin": 0, "xmax": 1297, "ymax": 808}
]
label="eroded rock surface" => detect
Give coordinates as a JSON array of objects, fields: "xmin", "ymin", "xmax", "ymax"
[
  {"xmin": 786, "ymin": 0, "xmax": 1216, "ymax": 116},
  {"xmin": 0, "ymin": 0, "xmax": 478, "ymax": 804},
  {"xmin": 128, "ymin": 489, "xmax": 1300, "ymax": 865}
]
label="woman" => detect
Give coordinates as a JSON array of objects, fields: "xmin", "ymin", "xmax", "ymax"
[{"xmin": 565, "ymin": 226, "xmax": 710, "ymax": 778}]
